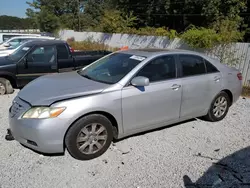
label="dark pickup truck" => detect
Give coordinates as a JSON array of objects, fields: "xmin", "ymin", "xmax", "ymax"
[{"xmin": 0, "ymin": 40, "xmax": 111, "ymax": 95}]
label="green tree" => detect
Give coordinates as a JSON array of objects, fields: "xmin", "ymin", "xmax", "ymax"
[
  {"xmin": 201, "ymin": 0, "xmax": 247, "ymax": 23},
  {"xmin": 37, "ymin": 8, "xmax": 60, "ymax": 32},
  {"xmin": 0, "ymin": 15, "xmax": 33, "ymax": 30},
  {"xmin": 98, "ymin": 10, "xmax": 137, "ymax": 33},
  {"xmin": 26, "ymin": 0, "xmax": 81, "ymax": 32}
]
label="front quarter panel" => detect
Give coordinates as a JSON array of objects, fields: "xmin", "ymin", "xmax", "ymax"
[{"xmin": 51, "ymin": 90, "xmax": 123, "ymax": 140}]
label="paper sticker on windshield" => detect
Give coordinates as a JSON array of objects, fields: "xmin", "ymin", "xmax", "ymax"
[
  {"xmin": 22, "ymin": 47, "xmax": 30, "ymax": 51},
  {"xmin": 130, "ymin": 55, "xmax": 146, "ymax": 61}
]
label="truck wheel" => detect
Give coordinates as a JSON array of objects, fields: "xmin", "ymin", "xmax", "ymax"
[
  {"xmin": 0, "ymin": 78, "xmax": 14, "ymax": 95},
  {"xmin": 65, "ymin": 114, "xmax": 113, "ymax": 160}
]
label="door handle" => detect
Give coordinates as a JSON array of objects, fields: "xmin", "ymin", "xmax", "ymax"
[
  {"xmin": 214, "ymin": 76, "xmax": 221, "ymax": 82},
  {"xmin": 171, "ymin": 84, "xmax": 181, "ymax": 90}
]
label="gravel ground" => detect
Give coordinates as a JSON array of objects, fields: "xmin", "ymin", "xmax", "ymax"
[{"xmin": 0, "ymin": 91, "xmax": 250, "ymax": 188}]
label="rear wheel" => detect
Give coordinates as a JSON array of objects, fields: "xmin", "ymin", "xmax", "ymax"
[
  {"xmin": 204, "ymin": 91, "xmax": 230, "ymax": 122},
  {"xmin": 65, "ymin": 114, "xmax": 113, "ymax": 160},
  {"xmin": 0, "ymin": 78, "xmax": 14, "ymax": 95}
]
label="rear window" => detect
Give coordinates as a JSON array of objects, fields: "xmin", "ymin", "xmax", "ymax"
[
  {"xmin": 205, "ymin": 59, "xmax": 219, "ymax": 73},
  {"xmin": 179, "ymin": 55, "xmax": 206, "ymax": 77},
  {"xmin": 56, "ymin": 44, "xmax": 69, "ymax": 59}
]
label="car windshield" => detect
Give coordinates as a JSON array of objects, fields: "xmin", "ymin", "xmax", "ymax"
[
  {"xmin": 78, "ymin": 52, "xmax": 146, "ymax": 84},
  {"xmin": 8, "ymin": 45, "xmax": 31, "ymax": 61}
]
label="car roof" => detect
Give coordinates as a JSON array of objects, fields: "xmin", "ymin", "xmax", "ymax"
[
  {"xmin": 7, "ymin": 36, "xmax": 54, "ymax": 40},
  {"xmin": 118, "ymin": 48, "xmax": 207, "ymax": 58},
  {"xmin": 24, "ymin": 40, "xmax": 66, "ymax": 46}
]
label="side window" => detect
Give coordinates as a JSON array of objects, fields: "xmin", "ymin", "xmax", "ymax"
[
  {"xmin": 179, "ymin": 55, "xmax": 206, "ymax": 77},
  {"xmin": 28, "ymin": 46, "xmax": 56, "ymax": 64},
  {"xmin": 136, "ymin": 55, "xmax": 176, "ymax": 82},
  {"xmin": 205, "ymin": 59, "xmax": 219, "ymax": 73},
  {"xmin": 56, "ymin": 44, "xmax": 69, "ymax": 59}
]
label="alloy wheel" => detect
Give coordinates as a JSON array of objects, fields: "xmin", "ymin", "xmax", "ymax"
[
  {"xmin": 213, "ymin": 96, "xmax": 228, "ymax": 118},
  {"xmin": 76, "ymin": 123, "xmax": 108, "ymax": 155}
]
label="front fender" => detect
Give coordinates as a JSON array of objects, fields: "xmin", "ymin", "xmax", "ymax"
[{"xmin": 50, "ymin": 91, "xmax": 123, "ymax": 138}]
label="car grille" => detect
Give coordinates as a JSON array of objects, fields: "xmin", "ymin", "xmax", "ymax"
[{"xmin": 10, "ymin": 101, "xmax": 23, "ymax": 118}]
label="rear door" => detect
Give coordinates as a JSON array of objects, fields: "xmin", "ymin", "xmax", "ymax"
[
  {"xmin": 17, "ymin": 45, "xmax": 57, "ymax": 86},
  {"xmin": 178, "ymin": 54, "xmax": 222, "ymax": 119}
]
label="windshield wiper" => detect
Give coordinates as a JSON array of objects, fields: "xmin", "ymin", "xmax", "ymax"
[
  {"xmin": 81, "ymin": 74, "xmax": 93, "ymax": 80},
  {"xmin": 80, "ymin": 73, "xmax": 113, "ymax": 85}
]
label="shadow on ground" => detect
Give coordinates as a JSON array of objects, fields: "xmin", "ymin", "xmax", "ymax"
[
  {"xmin": 114, "ymin": 118, "xmax": 197, "ymax": 143},
  {"xmin": 183, "ymin": 146, "xmax": 250, "ymax": 188}
]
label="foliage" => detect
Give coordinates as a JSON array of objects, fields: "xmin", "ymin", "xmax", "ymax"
[
  {"xmin": 209, "ymin": 19, "xmax": 244, "ymax": 66},
  {"xmin": 122, "ymin": 27, "xmax": 178, "ymax": 39},
  {"xmin": 26, "ymin": 0, "xmax": 81, "ymax": 32},
  {"xmin": 23, "ymin": 0, "xmax": 248, "ymax": 37},
  {"xmin": 0, "ymin": 15, "xmax": 34, "ymax": 29},
  {"xmin": 80, "ymin": 0, "xmax": 105, "ymax": 30},
  {"xmin": 36, "ymin": 8, "xmax": 60, "ymax": 32},
  {"xmin": 97, "ymin": 10, "xmax": 137, "ymax": 33},
  {"xmin": 242, "ymin": 86, "xmax": 250, "ymax": 97},
  {"xmin": 181, "ymin": 27, "xmax": 219, "ymax": 49},
  {"xmin": 201, "ymin": 0, "xmax": 247, "ymax": 23},
  {"xmin": 23, "ymin": 0, "xmax": 250, "ymax": 45},
  {"xmin": 181, "ymin": 19, "xmax": 244, "ymax": 66},
  {"xmin": 66, "ymin": 37, "xmax": 119, "ymax": 51}
]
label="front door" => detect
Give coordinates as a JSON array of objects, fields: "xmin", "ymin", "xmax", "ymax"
[
  {"xmin": 17, "ymin": 45, "xmax": 57, "ymax": 87},
  {"xmin": 122, "ymin": 55, "xmax": 182, "ymax": 133}
]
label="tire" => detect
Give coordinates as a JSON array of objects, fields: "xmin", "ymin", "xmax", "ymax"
[
  {"xmin": 65, "ymin": 114, "xmax": 113, "ymax": 160},
  {"xmin": 0, "ymin": 78, "xmax": 14, "ymax": 95},
  {"xmin": 204, "ymin": 91, "xmax": 230, "ymax": 122}
]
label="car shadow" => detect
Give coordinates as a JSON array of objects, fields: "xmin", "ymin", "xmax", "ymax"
[
  {"xmin": 183, "ymin": 146, "xmax": 250, "ymax": 188},
  {"xmin": 20, "ymin": 144, "xmax": 65, "ymax": 157}
]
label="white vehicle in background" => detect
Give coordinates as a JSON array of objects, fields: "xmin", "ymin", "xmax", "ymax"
[
  {"xmin": 0, "ymin": 37, "xmax": 56, "ymax": 57},
  {"xmin": 0, "ymin": 33, "xmax": 41, "ymax": 43},
  {"xmin": 0, "ymin": 36, "xmax": 56, "ymax": 50},
  {"xmin": 0, "ymin": 41, "xmax": 29, "ymax": 57}
]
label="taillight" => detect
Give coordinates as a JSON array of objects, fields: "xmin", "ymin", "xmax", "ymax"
[
  {"xmin": 69, "ymin": 46, "xmax": 74, "ymax": 52},
  {"xmin": 237, "ymin": 72, "xmax": 242, "ymax": 80}
]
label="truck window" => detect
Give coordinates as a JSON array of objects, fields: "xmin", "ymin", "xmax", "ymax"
[
  {"xmin": 28, "ymin": 46, "xmax": 56, "ymax": 64},
  {"xmin": 56, "ymin": 44, "xmax": 69, "ymax": 59}
]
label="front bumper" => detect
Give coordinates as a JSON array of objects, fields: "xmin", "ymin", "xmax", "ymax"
[{"xmin": 8, "ymin": 97, "xmax": 68, "ymax": 154}]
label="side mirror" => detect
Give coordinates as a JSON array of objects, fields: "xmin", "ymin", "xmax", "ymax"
[
  {"xmin": 131, "ymin": 76, "xmax": 149, "ymax": 87},
  {"xmin": 3, "ymin": 43, "xmax": 10, "ymax": 47}
]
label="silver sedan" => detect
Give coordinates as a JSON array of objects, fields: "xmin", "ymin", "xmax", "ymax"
[{"xmin": 8, "ymin": 49, "xmax": 242, "ymax": 160}]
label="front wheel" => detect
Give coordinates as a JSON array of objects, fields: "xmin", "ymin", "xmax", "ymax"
[
  {"xmin": 65, "ymin": 114, "xmax": 113, "ymax": 160},
  {"xmin": 204, "ymin": 91, "xmax": 230, "ymax": 122}
]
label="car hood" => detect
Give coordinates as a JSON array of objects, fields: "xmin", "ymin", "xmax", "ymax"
[
  {"xmin": 18, "ymin": 71, "xmax": 110, "ymax": 106},
  {"xmin": 0, "ymin": 56, "xmax": 15, "ymax": 66}
]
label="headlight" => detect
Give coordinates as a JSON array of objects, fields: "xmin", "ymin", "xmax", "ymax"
[{"xmin": 22, "ymin": 107, "xmax": 66, "ymax": 119}]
